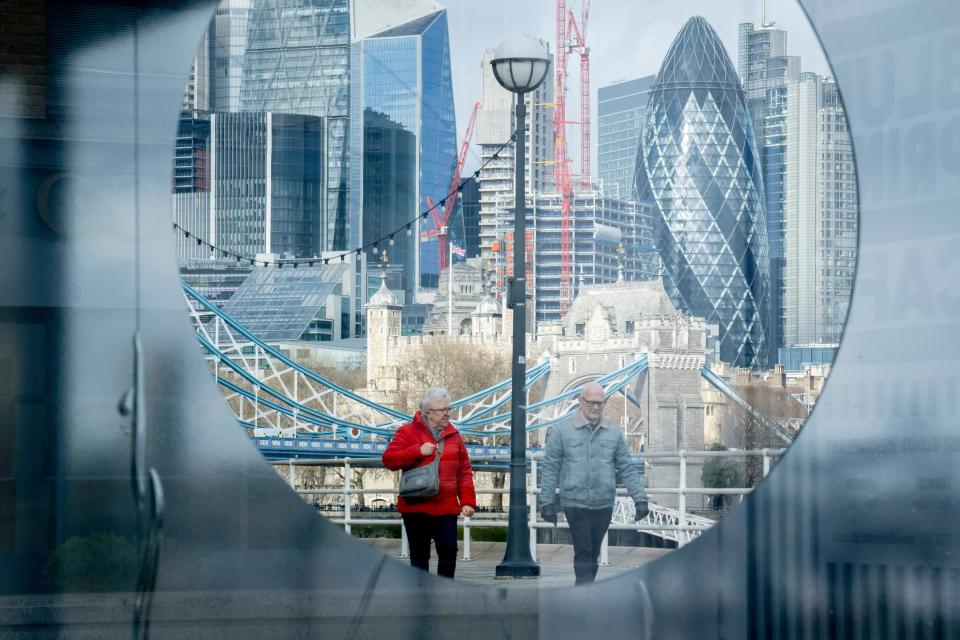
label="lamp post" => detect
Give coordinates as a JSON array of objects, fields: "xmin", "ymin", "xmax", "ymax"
[{"xmin": 490, "ymin": 35, "xmax": 550, "ymax": 578}]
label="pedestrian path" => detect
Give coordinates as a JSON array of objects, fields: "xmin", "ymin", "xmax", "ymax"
[{"xmin": 358, "ymin": 539, "xmax": 673, "ymax": 589}]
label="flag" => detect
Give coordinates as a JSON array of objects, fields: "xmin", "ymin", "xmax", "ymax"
[{"xmin": 451, "ymin": 244, "xmax": 466, "ymax": 257}]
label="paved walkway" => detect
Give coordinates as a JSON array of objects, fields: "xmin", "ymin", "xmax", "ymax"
[{"xmin": 358, "ymin": 538, "xmax": 673, "ymax": 589}]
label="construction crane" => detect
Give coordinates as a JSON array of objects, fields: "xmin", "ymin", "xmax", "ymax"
[
  {"xmin": 554, "ymin": 0, "xmax": 591, "ymax": 315},
  {"xmin": 424, "ymin": 100, "xmax": 481, "ymax": 272}
]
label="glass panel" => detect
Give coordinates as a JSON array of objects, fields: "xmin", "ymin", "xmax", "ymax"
[{"xmin": 4, "ymin": 0, "xmax": 957, "ymax": 637}]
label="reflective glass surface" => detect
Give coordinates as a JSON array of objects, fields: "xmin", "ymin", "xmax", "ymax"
[
  {"xmin": 636, "ymin": 16, "xmax": 771, "ymax": 368},
  {"xmin": 598, "ymin": 76, "xmax": 655, "ymax": 201},
  {"xmin": 351, "ymin": 10, "xmax": 460, "ymax": 298},
  {"xmin": 219, "ymin": 264, "xmax": 349, "ymax": 342},
  {"xmin": 240, "ymin": 0, "xmax": 351, "ymax": 251},
  {"xmin": 1, "ymin": 1, "xmax": 958, "ymax": 638},
  {"xmin": 417, "ymin": 12, "xmax": 460, "ymax": 290}
]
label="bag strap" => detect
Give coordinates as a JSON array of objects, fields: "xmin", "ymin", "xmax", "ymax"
[{"xmin": 421, "ymin": 432, "xmax": 445, "ymax": 471}]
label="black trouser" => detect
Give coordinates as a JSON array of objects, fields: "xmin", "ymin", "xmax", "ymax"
[
  {"xmin": 401, "ymin": 513, "xmax": 459, "ymax": 578},
  {"xmin": 563, "ymin": 505, "xmax": 614, "ymax": 585}
]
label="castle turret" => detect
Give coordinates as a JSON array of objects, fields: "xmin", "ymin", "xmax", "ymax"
[{"xmin": 366, "ymin": 273, "xmax": 402, "ymax": 389}]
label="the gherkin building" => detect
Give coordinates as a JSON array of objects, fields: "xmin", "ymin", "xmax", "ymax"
[{"xmin": 635, "ymin": 16, "xmax": 771, "ymax": 368}]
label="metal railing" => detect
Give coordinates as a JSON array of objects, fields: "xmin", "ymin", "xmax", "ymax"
[{"xmin": 274, "ymin": 448, "xmax": 785, "ymax": 561}]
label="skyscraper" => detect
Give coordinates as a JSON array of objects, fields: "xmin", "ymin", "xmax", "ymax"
[
  {"xmin": 173, "ymin": 114, "xmax": 212, "ymax": 260},
  {"xmin": 597, "ymin": 76, "xmax": 655, "ymax": 201},
  {"xmin": 349, "ymin": 1, "xmax": 460, "ymax": 297},
  {"xmin": 208, "ymin": 0, "xmax": 252, "ymax": 113},
  {"xmin": 636, "ymin": 16, "xmax": 771, "ymax": 368},
  {"xmin": 782, "ymin": 75, "xmax": 857, "ymax": 345},
  {"xmin": 460, "ymin": 178, "xmax": 481, "ymax": 259},
  {"xmin": 210, "ymin": 111, "xmax": 324, "ymax": 259},
  {"xmin": 738, "ymin": 21, "xmax": 857, "ymax": 351},
  {"xmin": 240, "ymin": 0, "xmax": 351, "ymax": 251},
  {"xmin": 475, "ymin": 44, "xmax": 555, "ymax": 262}
]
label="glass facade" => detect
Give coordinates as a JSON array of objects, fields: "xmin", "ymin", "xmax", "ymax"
[
  {"xmin": 178, "ymin": 257, "xmax": 254, "ymax": 309},
  {"xmin": 211, "ymin": 112, "xmax": 324, "ymax": 259},
  {"xmin": 3, "ymin": 1, "xmax": 957, "ymax": 634},
  {"xmin": 738, "ymin": 21, "xmax": 857, "ymax": 355},
  {"xmin": 350, "ymin": 10, "xmax": 460, "ymax": 298},
  {"xmin": 359, "ymin": 109, "xmax": 417, "ymax": 294},
  {"xmin": 173, "ymin": 115, "xmax": 212, "ymax": 260},
  {"xmin": 220, "ymin": 263, "xmax": 351, "ymax": 342},
  {"xmin": 778, "ymin": 344, "xmax": 837, "ymax": 372},
  {"xmin": 636, "ymin": 16, "xmax": 771, "ymax": 368},
  {"xmin": 209, "ymin": 0, "xmax": 251, "ymax": 113},
  {"xmin": 460, "ymin": 178, "xmax": 481, "ymax": 258},
  {"xmin": 240, "ymin": 0, "xmax": 351, "ymax": 251},
  {"xmin": 597, "ymin": 76, "xmax": 655, "ymax": 201}
]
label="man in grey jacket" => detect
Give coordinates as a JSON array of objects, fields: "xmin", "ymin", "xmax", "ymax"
[{"xmin": 539, "ymin": 381, "xmax": 649, "ymax": 585}]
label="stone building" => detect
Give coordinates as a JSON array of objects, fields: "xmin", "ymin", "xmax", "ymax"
[
  {"xmin": 364, "ymin": 272, "xmax": 513, "ymax": 407},
  {"xmin": 536, "ymin": 274, "xmax": 708, "ymax": 508}
]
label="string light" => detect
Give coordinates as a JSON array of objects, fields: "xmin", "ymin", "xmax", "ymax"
[{"xmin": 170, "ymin": 133, "xmax": 514, "ymax": 267}]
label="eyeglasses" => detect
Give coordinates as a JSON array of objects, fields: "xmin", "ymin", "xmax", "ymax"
[
  {"xmin": 580, "ymin": 398, "xmax": 606, "ymax": 408},
  {"xmin": 427, "ymin": 407, "xmax": 452, "ymax": 415}
]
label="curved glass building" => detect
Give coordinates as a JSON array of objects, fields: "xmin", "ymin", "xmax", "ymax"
[{"xmin": 636, "ymin": 16, "xmax": 771, "ymax": 368}]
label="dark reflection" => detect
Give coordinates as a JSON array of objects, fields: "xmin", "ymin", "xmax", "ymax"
[{"xmin": 2, "ymin": 0, "xmax": 959, "ymax": 638}]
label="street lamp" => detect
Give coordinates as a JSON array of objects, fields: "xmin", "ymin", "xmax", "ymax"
[{"xmin": 491, "ymin": 35, "xmax": 550, "ymax": 579}]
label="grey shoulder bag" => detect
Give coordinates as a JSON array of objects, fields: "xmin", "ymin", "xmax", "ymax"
[{"xmin": 398, "ymin": 438, "xmax": 445, "ymax": 499}]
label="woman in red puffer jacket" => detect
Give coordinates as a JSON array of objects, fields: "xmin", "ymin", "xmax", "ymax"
[{"xmin": 382, "ymin": 387, "xmax": 476, "ymax": 578}]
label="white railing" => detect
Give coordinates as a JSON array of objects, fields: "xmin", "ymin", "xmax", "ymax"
[{"xmin": 274, "ymin": 448, "xmax": 785, "ymax": 562}]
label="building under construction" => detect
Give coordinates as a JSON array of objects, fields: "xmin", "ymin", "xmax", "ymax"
[{"xmin": 489, "ymin": 190, "xmax": 658, "ymax": 324}]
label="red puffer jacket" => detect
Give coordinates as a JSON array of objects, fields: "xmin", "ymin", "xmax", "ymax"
[{"xmin": 382, "ymin": 412, "xmax": 477, "ymax": 516}]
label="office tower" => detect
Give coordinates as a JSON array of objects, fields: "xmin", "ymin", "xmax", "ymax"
[
  {"xmin": 783, "ymin": 75, "xmax": 857, "ymax": 345},
  {"xmin": 350, "ymin": 1, "xmax": 460, "ymax": 297},
  {"xmin": 208, "ymin": 0, "xmax": 252, "ymax": 112},
  {"xmin": 240, "ymin": 0, "xmax": 351, "ymax": 251},
  {"xmin": 182, "ymin": 30, "xmax": 210, "ymax": 113},
  {"xmin": 738, "ymin": 21, "xmax": 787, "ymax": 135},
  {"xmin": 460, "ymin": 178, "xmax": 481, "ymax": 258},
  {"xmin": 475, "ymin": 44, "xmax": 555, "ymax": 262},
  {"xmin": 173, "ymin": 114, "xmax": 212, "ymax": 260},
  {"xmin": 636, "ymin": 16, "xmax": 771, "ymax": 368},
  {"xmin": 738, "ymin": 22, "xmax": 857, "ymax": 352},
  {"xmin": 597, "ymin": 76, "xmax": 655, "ymax": 201},
  {"xmin": 488, "ymin": 191, "xmax": 655, "ymax": 323},
  {"xmin": 209, "ymin": 111, "xmax": 324, "ymax": 259},
  {"xmin": 182, "ymin": 0, "xmax": 252, "ymax": 114},
  {"xmin": 739, "ymin": 21, "xmax": 793, "ymax": 361}
]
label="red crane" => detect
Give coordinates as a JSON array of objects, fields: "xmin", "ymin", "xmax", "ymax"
[
  {"xmin": 554, "ymin": 0, "xmax": 591, "ymax": 315},
  {"xmin": 425, "ymin": 100, "xmax": 481, "ymax": 272}
]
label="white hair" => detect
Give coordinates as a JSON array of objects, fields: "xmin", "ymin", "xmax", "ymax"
[
  {"xmin": 579, "ymin": 381, "xmax": 604, "ymax": 399},
  {"xmin": 419, "ymin": 387, "xmax": 452, "ymax": 411}
]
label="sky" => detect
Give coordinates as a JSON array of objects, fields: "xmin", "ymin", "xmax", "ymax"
[{"xmin": 443, "ymin": 0, "xmax": 833, "ymax": 173}]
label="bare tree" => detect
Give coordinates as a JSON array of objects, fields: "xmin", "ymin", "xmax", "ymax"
[
  {"xmin": 720, "ymin": 384, "xmax": 805, "ymax": 486},
  {"xmin": 395, "ymin": 338, "xmax": 511, "ymax": 414}
]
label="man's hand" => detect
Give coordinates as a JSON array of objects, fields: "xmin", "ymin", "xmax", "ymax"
[
  {"xmin": 419, "ymin": 442, "xmax": 437, "ymax": 456},
  {"xmin": 540, "ymin": 503, "xmax": 558, "ymax": 526},
  {"xmin": 461, "ymin": 505, "xmax": 475, "ymax": 518},
  {"xmin": 634, "ymin": 500, "xmax": 650, "ymax": 522}
]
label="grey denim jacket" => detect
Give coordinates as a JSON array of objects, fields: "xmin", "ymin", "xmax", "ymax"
[{"xmin": 539, "ymin": 410, "xmax": 647, "ymax": 510}]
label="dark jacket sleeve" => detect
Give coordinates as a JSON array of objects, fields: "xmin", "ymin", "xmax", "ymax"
[
  {"xmin": 456, "ymin": 435, "xmax": 477, "ymax": 509},
  {"xmin": 614, "ymin": 430, "xmax": 647, "ymax": 503},
  {"xmin": 382, "ymin": 425, "xmax": 426, "ymax": 471}
]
